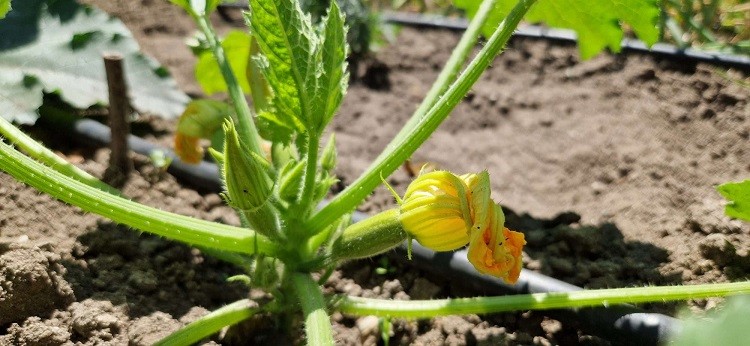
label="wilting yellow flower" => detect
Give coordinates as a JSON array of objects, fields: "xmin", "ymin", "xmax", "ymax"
[
  {"xmin": 174, "ymin": 133, "xmax": 203, "ymax": 164},
  {"xmin": 399, "ymin": 170, "xmax": 525, "ymax": 283},
  {"xmin": 466, "ymin": 203, "xmax": 525, "ymax": 282}
]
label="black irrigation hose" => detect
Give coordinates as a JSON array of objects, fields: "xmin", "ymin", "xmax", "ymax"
[
  {"xmin": 380, "ymin": 12, "xmax": 750, "ymax": 72},
  {"xmin": 386, "ymin": 240, "xmax": 680, "ymax": 345},
  {"xmin": 41, "ymin": 116, "xmax": 679, "ymax": 345},
  {"xmin": 215, "ymin": 4, "xmax": 750, "ymax": 72}
]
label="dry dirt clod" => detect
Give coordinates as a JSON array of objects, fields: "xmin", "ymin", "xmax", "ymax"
[{"xmin": 0, "ymin": 242, "xmax": 75, "ymax": 326}]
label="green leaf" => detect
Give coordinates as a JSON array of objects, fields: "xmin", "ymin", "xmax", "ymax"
[
  {"xmin": 176, "ymin": 99, "xmax": 231, "ymax": 138},
  {"xmin": 313, "ymin": 1, "xmax": 349, "ymax": 132},
  {"xmin": 670, "ymin": 295, "xmax": 750, "ymax": 346},
  {"xmin": 717, "ymin": 180, "xmax": 750, "ymax": 222},
  {"xmin": 0, "ymin": 0, "xmax": 188, "ymax": 124},
  {"xmin": 0, "ymin": 0, "xmax": 10, "ymax": 19},
  {"xmin": 247, "ymin": 0, "xmax": 319, "ymax": 132},
  {"xmin": 453, "ymin": 0, "xmax": 660, "ymax": 59},
  {"xmin": 195, "ymin": 30, "xmax": 252, "ymax": 95},
  {"xmin": 0, "ymin": 72, "xmax": 43, "ymax": 124},
  {"xmin": 257, "ymin": 108, "xmax": 296, "ymax": 144}
]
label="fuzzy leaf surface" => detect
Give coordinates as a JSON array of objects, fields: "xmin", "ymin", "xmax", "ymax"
[
  {"xmin": 717, "ymin": 180, "xmax": 750, "ymax": 222},
  {"xmin": 454, "ymin": 0, "xmax": 660, "ymax": 59},
  {"xmin": 0, "ymin": 0, "xmax": 188, "ymax": 124},
  {"xmin": 313, "ymin": 2, "xmax": 348, "ymax": 132},
  {"xmin": 248, "ymin": 0, "xmax": 318, "ymax": 132}
]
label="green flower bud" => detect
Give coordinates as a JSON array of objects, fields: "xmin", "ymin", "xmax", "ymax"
[
  {"xmin": 222, "ymin": 119, "xmax": 281, "ymax": 239},
  {"xmin": 321, "ymin": 134, "xmax": 337, "ymax": 172},
  {"xmin": 278, "ymin": 160, "xmax": 306, "ymax": 202},
  {"xmin": 223, "ymin": 119, "xmax": 272, "ymax": 210}
]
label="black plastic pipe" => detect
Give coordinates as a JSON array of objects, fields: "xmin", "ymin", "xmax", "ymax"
[
  {"xmin": 39, "ymin": 115, "xmax": 223, "ymax": 192},
  {"xmin": 40, "ymin": 116, "xmax": 680, "ymax": 345},
  {"xmin": 215, "ymin": 5, "xmax": 750, "ymax": 72},
  {"xmin": 379, "ymin": 12, "xmax": 750, "ymax": 72},
  {"xmin": 386, "ymin": 240, "xmax": 680, "ymax": 345}
]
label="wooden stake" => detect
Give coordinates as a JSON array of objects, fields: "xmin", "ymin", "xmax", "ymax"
[{"xmin": 102, "ymin": 53, "xmax": 132, "ymax": 186}]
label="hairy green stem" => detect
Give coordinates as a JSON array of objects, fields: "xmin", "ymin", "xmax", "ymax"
[
  {"xmin": 196, "ymin": 15, "xmax": 263, "ymax": 157},
  {"xmin": 297, "ymin": 132, "xmax": 320, "ymax": 220},
  {"xmin": 329, "ymin": 209, "xmax": 406, "ymax": 262},
  {"xmin": 338, "ymin": 281, "xmax": 750, "ymax": 318},
  {"xmin": 0, "ymin": 116, "xmax": 119, "ymax": 195},
  {"xmin": 156, "ymin": 299, "xmax": 258, "ymax": 346},
  {"xmin": 292, "ymin": 272, "xmax": 334, "ymax": 345},
  {"xmin": 306, "ymin": 0, "xmax": 538, "ymax": 234},
  {"xmin": 394, "ymin": 0, "xmax": 499, "ymax": 142},
  {"xmin": 0, "ymin": 140, "xmax": 278, "ymax": 256}
]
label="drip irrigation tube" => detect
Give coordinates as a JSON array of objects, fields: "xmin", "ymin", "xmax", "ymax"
[
  {"xmin": 215, "ymin": 5, "xmax": 750, "ymax": 72},
  {"xmin": 40, "ymin": 115, "xmax": 680, "ymax": 345},
  {"xmin": 380, "ymin": 12, "xmax": 750, "ymax": 72}
]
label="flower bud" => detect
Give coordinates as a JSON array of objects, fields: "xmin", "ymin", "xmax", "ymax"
[
  {"xmin": 399, "ymin": 171, "xmax": 475, "ymax": 251},
  {"xmin": 278, "ymin": 160, "xmax": 305, "ymax": 202},
  {"xmin": 222, "ymin": 119, "xmax": 273, "ymax": 210},
  {"xmin": 320, "ymin": 134, "xmax": 337, "ymax": 172}
]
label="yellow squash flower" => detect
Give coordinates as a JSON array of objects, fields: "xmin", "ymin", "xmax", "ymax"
[
  {"xmin": 399, "ymin": 171, "xmax": 474, "ymax": 251},
  {"xmin": 399, "ymin": 170, "xmax": 526, "ymax": 283},
  {"xmin": 174, "ymin": 133, "xmax": 203, "ymax": 164},
  {"xmin": 466, "ymin": 203, "xmax": 525, "ymax": 283}
]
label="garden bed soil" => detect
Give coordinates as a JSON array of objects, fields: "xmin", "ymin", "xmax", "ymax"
[{"xmin": 2, "ymin": 1, "xmax": 750, "ymax": 344}]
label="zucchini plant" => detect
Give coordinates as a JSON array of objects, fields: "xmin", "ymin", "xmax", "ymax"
[{"xmin": 1, "ymin": 0, "xmax": 749, "ymax": 344}]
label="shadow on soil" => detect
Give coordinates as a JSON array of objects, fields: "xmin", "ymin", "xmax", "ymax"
[
  {"xmin": 61, "ymin": 221, "xmax": 247, "ymax": 320},
  {"xmin": 503, "ymin": 207, "xmax": 681, "ymax": 289}
]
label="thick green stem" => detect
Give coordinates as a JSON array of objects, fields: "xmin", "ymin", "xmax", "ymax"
[
  {"xmin": 155, "ymin": 299, "xmax": 258, "ymax": 346},
  {"xmin": 306, "ymin": 0, "xmax": 538, "ymax": 234},
  {"xmin": 393, "ymin": 0, "xmax": 499, "ymax": 143},
  {"xmin": 329, "ymin": 209, "xmax": 406, "ymax": 262},
  {"xmin": 297, "ymin": 132, "xmax": 320, "ymax": 220},
  {"xmin": 338, "ymin": 281, "xmax": 750, "ymax": 318},
  {"xmin": 0, "ymin": 140, "xmax": 278, "ymax": 256},
  {"xmin": 0, "ymin": 116, "xmax": 119, "ymax": 195},
  {"xmin": 196, "ymin": 15, "xmax": 263, "ymax": 157},
  {"xmin": 291, "ymin": 272, "xmax": 334, "ymax": 345}
]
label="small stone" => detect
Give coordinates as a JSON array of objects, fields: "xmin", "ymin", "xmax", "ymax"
[
  {"xmin": 472, "ymin": 326, "xmax": 507, "ymax": 346},
  {"xmin": 590, "ymin": 181, "xmax": 606, "ymax": 195},
  {"xmin": 356, "ymin": 316, "xmax": 380, "ymax": 338},
  {"xmin": 381, "ymin": 279, "xmax": 403, "ymax": 298},
  {"xmin": 438, "ymin": 315, "xmax": 474, "ymax": 335},
  {"xmin": 128, "ymin": 312, "xmax": 181, "ymax": 346},
  {"xmin": 413, "ymin": 329, "xmax": 444, "ymax": 345},
  {"xmin": 69, "ymin": 300, "xmax": 124, "ymax": 338},
  {"xmin": 6, "ymin": 317, "xmax": 71, "ymax": 346}
]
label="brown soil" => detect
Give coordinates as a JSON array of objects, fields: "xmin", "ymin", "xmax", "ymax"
[{"xmin": 2, "ymin": 0, "xmax": 750, "ymax": 345}]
